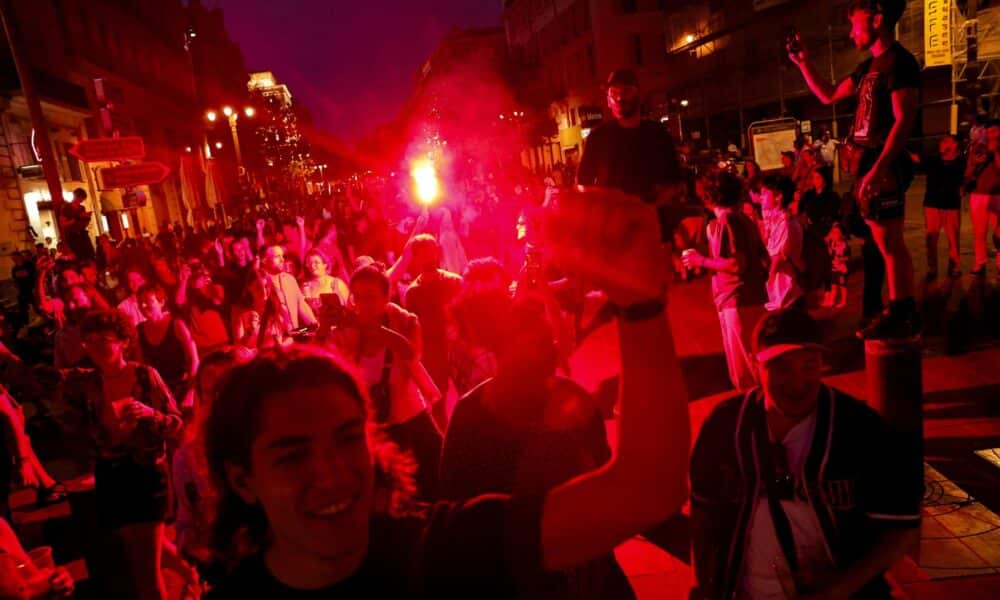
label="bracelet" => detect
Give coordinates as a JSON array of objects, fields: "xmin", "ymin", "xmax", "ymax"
[{"xmin": 614, "ymin": 299, "xmax": 667, "ymax": 322}]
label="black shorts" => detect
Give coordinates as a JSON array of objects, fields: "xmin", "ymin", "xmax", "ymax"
[{"xmin": 95, "ymin": 457, "xmax": 169, "ymax": 529}]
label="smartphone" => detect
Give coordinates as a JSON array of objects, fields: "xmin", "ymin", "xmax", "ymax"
[{"xmin": 785, "ymin": 27, "xmax": 801, "ymax": 54}]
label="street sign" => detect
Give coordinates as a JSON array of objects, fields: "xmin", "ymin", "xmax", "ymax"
[
  {"xmin": 98, "ymin": 162, "xmax": 170, "ymax": 189},
  {"xmin": 70, "ymin": 137, "xmax": 145, "ymax": 163}
]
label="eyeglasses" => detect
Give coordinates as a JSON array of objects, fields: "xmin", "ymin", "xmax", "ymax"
[{"xmin": 83, "ymin": 334, "xmax": 125, "ymax": 347}]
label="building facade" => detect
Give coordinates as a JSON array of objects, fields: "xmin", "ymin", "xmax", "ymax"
[
  {"xmin": 504, "ymin": 0, "xmax": 985, "ymax": 165},
  {"xmin": 504, "ymin": 0, "xmax": 674, "ymax": 172},
  {"xmin": 0, "ymin": 0, "xmax": 249, "ymax": 280}
]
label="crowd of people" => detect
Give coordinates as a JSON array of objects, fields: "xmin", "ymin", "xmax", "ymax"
[{"xmin": 0, "ymin": 0, "xmax": 988, "ymax": 598}]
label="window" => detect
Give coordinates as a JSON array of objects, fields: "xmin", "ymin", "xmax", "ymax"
[
  {"xmin": 622, "ymin": 0, "xmax": 638, "ymax": 14},
  {"xmin": 632, "ymin": 34, "xmax": 643, "ymax": 65}
]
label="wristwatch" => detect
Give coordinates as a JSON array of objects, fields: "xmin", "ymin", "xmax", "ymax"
[{"xmin": 614, "ymin": 299, "xmax": 667, "ymax": 322}]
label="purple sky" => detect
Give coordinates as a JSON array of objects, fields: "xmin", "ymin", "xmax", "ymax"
[{"xmin": 213, "ymin": 0, "xmax": 503, "ymax": 143}]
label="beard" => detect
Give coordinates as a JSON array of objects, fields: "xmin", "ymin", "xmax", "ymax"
[{"xmin": 613, "ymin": 99, "xmax": 640, "ymax": 120}]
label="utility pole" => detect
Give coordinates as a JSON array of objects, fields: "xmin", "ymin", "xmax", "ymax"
[{"xmin": 0, "ymin": 0, "xmax": 67, "ymax": 236}]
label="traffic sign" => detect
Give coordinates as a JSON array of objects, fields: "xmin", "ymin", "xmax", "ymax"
[
  {"xmin": 98, "ymin": 162, "xmax": 170, "ymax": 189},
  {"xmin": 70, "ymin": 136, "xmax": 145, "ymax": 163}
]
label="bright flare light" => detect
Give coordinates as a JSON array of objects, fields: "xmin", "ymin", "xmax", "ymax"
[
  {"xmin": 244, "ymin": 107, "xmax": 255, "ymax": 118},
  {"xmin": 206, "ymin": 110, "xmax": 217, "ymax": 122},
  {"xmin": 222, "ymin": 106, "xmax": 234, "ymax": 117},
  {"xmin": 410, "ymin": 159, "xmax": 440, "ymax": 206}
]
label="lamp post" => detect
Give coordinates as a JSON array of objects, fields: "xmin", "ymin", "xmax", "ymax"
[{"xmin": 205, "ymin": 105, "xmax": 254, "ymax": 177}]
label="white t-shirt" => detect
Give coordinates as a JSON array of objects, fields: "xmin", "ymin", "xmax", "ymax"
[
  {"xmin": 815, "ymin": 140, "xmax": 838, "ymax": 166},
  {"xmin": 739, "ymin": 411, "xmax": 834, "ymax": 599},
  {"xmin": 117, "ymin": 295, "xmax": 146, "ymax": 327},
  {"xmin": 357, "ymin": 351, "xmax": 426, "ymax": 425}
]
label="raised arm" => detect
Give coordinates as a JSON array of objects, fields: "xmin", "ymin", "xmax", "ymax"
[
  {"xmin": 788, "ymin": 33, "xmax": 856, "ymax": 105},
  {"xmin": 539, "ymin": 190, "xmax": 689, "ymax": 571},
  {"xmin": 175, "ymin": 264, "xmax": 191, "ymax": 307},
  {"xmin": 295, "ymin": 216, "xmax": 308, "ymax": 261}
]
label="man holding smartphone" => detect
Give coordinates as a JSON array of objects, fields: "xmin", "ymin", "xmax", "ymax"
[{"xmin": 788, "ymin": 0, "xmax": 920, "ymax": 340}]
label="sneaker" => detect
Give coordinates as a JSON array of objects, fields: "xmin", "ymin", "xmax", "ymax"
[
  {"xmin": 948, "ymin": 264, "xmax": 962, "ymax": 279},
  {"xmin": 859, "ymin": 307, "xmax": 922, "ymax": 341},
  {"xmin": 971, "ymin": 265, "xmax": 987, "ymax": 277}
]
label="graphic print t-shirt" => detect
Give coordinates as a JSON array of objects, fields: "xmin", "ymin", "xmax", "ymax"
[{"xmin": 850, "ymin": 42, "xmax": 920, "ymax": 148}]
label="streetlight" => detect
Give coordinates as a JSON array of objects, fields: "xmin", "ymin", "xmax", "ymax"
[{"xmin": 205, "ymin": 105, "xmax": 255, "ymax": 175}]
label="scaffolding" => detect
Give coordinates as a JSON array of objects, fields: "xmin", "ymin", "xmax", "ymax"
[{"xmin": 951, "ymin": 1, "xmax": 1000, "ymax": 125}]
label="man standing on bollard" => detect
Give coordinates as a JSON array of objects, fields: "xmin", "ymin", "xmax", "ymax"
[
  {"xmin": 789, "ymin": 0, "xmax": 920, "ymax": 340},
  {"xmin": 576, "ymin": 68, "xmax": 685, "ymax": 241},
  {"xmin": 689, "ymin": 309, "xmax": 922, "ymax": 600}
]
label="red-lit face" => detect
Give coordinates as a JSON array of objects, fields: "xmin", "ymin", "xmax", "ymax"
[
  {"xmin": 781, "ymin": 155, "xmax": 793, "ymax": 168},
  {"xmin": 607, "ymin": 84, "xmax": 640, "ymax": 120},
  {"xmin": 939, "ymin": 136, "xmax": 959, "ymax": 159},
  {"xmin": 65, "ymin": 287, "xmax": 91, "ymax": 316},
  {"xmin": 138, "ymin": 291, "xmax": 166, "ymax": 321},
  {"xmin": 83, "ymin": 330, "xmax": 127, "ymax": 369},
  {"xmin": 349, "ymin": 279, "xmax": 387, "ymax": 326},
  {"xmin": 263, "ymin": 246, "xmax": 285, "ymax": 275},
  {"xmin": 758, "ymin": 349, "xmax": 824, "ymax": 419},
  {"xmin": 760, "ymin": 186, "xmax": 782, "ymax": 212},
  {"xmin": 811, "ymin": 170, "xmax": 826, "ymax": 192},
  {"xmin": 849, "ymin": 9, "xmax": 878, "ymax": 51},
  {"xmin": 229, "ymin": 384, "xmax": 374, "ymax": 581},
  {"xmin": 307, "ymin": 254, "xmax": 328, "ymax": 278},
  {"xmin": 81, "ymin": 264, "xmax": 99, "ymax": 285},
  {"xmin": 127, "ymin": 271, "xmax": 146, "ymax": 295}
]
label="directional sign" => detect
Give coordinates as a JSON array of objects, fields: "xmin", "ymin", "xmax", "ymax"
[
  {"xmin": 69, "ymin": 136, "xmax": 145, "ymax": 163},
  {"xmin": 98, "ymin": 162, "xmax": 170, "ymax": 190}
]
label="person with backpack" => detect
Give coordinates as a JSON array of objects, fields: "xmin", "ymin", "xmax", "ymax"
[{"xmin": 683, "ymin": 171, "xmax": 769, "ymax": 390}]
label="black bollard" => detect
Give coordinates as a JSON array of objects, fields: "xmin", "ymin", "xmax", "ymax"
[
  {"xmin": 864, "ymin": 339, "xmax": 923, "ymax": 449},
  {"xmin": 865, "ymin": 338, "xmax": 923, "ymax": 557}
]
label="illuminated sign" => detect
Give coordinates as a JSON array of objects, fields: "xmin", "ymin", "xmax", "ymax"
[{"xmin": 924, "ymin": 0, "xmax": 952, "ymax": 67}]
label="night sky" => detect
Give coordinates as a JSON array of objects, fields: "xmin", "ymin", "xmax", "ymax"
[{"xmin": 213, "ymin": 0, "xmax": 503, "ymax": 143}]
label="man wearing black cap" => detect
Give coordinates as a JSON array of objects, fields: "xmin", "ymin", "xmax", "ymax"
[
  {"xmin": 788, "ymin": 0, "xmax": 919, "ymax": 340},
  {"xmin": 689, "ymin": 308, "xmax": 921, "ymax": 600},
  {"xmin": 576, "ymin": 69, "xmax": 684, "ymax": 238}
]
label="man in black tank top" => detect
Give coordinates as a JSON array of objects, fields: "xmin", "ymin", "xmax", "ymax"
[{"xmin": 788, "ymin": 0, "xmax": 920, "ymax": 340}]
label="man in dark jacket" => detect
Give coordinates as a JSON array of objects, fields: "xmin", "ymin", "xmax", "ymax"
[{"xmin": 690, "ymin": 309, "xmax": 921, "ymax": 599}]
